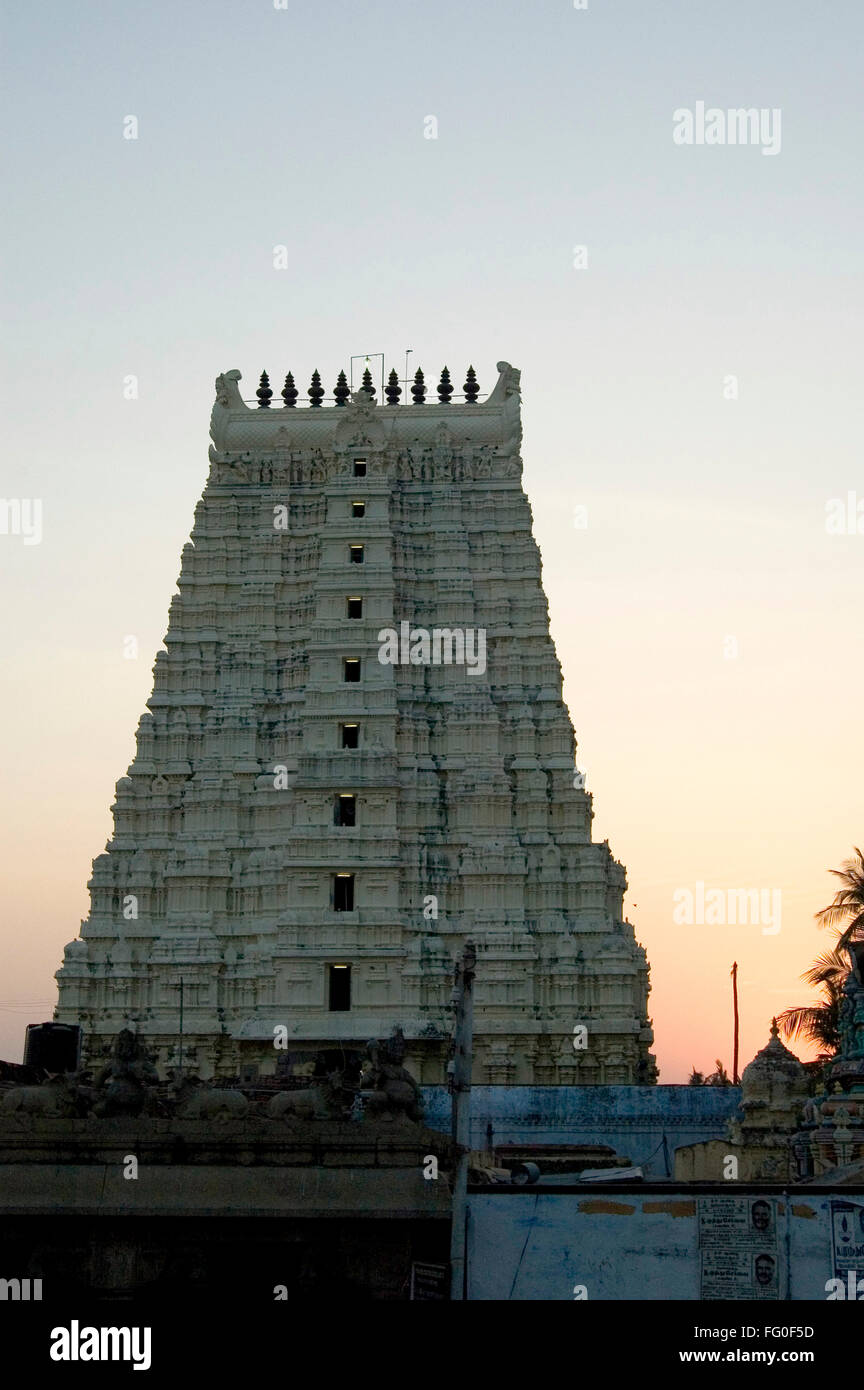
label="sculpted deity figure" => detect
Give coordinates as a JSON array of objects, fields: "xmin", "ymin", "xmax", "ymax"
[
  {"xmin": 838, "ymin": 969, "xmax": 864, "ymax": 1060},
  {"xmin": 92, "ymin": 1029, "xmax": 158, "ymax": 1117},
  {"xmin": 361, "ymin": 1029, "xmax": 423, "ymax": 1123}
]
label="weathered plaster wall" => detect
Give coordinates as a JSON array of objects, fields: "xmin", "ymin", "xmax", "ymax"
[
  {"xmin": 466, "ymin": 1191, "xmax": 847, "ymax": 1301},
  {"xmin": 421, "ymin": 1085, "xmax": 740, "ymax": 1176}
]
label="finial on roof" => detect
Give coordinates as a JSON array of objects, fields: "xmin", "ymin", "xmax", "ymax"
[
  {"xmin": 334, "ymin": 370, "xmax": 350, "ymax": 406},
  {"xmin": 385, "ymin": 368, "xmax": 401, "ymax": 405},
  {"xmin": 411, "ymin": 368, "xmax": 426, "ymax": 404},
  {"xmin": 308, "ymin": 369, "xmax": 324, "ymax": 407},
  {"xmin": 281, "ymin": 372, "xmax": 298, "ymax": 408},
  {"xmin": 437, "ymin": 366, "xmax": 453, "ymax": 403},
  {"xmin": 361, "ymin": 366, "xmax": 376, "ymax": 400},
  {"xmin": 256, "ymin": 371, "xmax": 273, "ymax": 408},
  {"xmin": 770, "ymin": 1018, "xmax": 779, "ymax": 1038},
  {"xmin": 463, "ymin": 365, "xmax": 479, "ymax": 403}
]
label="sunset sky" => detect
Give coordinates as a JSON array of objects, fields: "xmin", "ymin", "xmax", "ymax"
[{"xmin": 1, "ymin": 0, "xmax": 862, "ymax": 1078}]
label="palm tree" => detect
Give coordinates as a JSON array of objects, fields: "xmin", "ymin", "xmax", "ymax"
[
  {"xmin": 815, "ymin": 847, "xmax": 864, "ymax": 951},
  {"xmin": 687, "ymin": 1060, "xmax": 732, "ymax": 1086},
  {"xmin": 776, "ymin": 943, "xmax": 848, "ymax": 1057},
  {"xmin": 776, "ymin": 849, "xmax": 864, "ymax": 1059}
]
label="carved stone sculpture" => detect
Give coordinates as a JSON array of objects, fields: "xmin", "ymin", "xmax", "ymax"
[
  {"xmin": 360, "ymin": 1030, "xmax": 423, "ymax": 1123},
  {"xmin": 174, "ymin": 1078, "xmax": 249, "ymax": 1121},
  {"xmin": 267, "ymin": 1068, "xmax": 357, "ymax": 1122},
  {"xmin": 91, "ymin": 1029, "xmax": 158, "ymax": 1118},
  {"xmin": 1, "ymin": 1073, "xmax": 84, "ymax": 1119}
]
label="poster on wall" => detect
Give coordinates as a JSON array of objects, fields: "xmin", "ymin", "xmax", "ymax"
[
  {"xmin": 409, "ymin": 1261, "xmax": 448, "ymax": 1300},
  {"xmin": 830, "ymin": 1200, "xmax": 864, "ymax": 1279},
  {"xmin": 699, "ymin": 1197, "xmax": 780, "ymax": 1300}
]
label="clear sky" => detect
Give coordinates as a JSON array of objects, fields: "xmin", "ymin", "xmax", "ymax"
[{"xmin": 1, "ymin": 1, "xmax": 862, "ymax": 1077}]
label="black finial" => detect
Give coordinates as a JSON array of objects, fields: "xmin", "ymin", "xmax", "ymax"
[
  {"xmin": 308, "ymin": 369, "xmax": 324, "ymax": 407},
  {"xmin": 256, "ymin": 370, "xmax": 273, "ymax": 408},
  {"xmin": 385, "ymin": 368, "xmax": 401, "ymax": 405},
  {"xmin": 411, "ymin": 368, "xmax": 426, "ymax": 404},
  {"xmin": 361, "ymin": 366, "xmax": 376, "ymax": 400},
  {"xmin": 437, "ymin": 366, "xmax": 453, "ymax": 403},
  {"xmin": 334, "ymin": 370, "xmax": 350, "ymax": 406},
  {"xmin": 463, "ymin": 365, "xmax": 479, "ymax": 403},
  {"xmin": 281, "ymin": 372, "xmax": 298, "ymax": 408}
]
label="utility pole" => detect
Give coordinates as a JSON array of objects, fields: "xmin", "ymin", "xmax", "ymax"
[
  {"xmin": 731, "ymin": 962, "xmax": 739, "ymax": 1084},
  {"xmin": 449, "ymin": 941, "xmax": 476, "ymax": 1301}
]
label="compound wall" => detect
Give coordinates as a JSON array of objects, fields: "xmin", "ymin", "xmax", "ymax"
[
  {"xmin": 467, "ymin": 1187, "xmax": 861, "ymax": 1301},
  {"xmin": 422, "ymin": 1085, "xmax": 740, "ymax": 1176}
]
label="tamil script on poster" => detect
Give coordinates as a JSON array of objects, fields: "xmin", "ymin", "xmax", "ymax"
[{"xmin": 699, "ymin": 1197, "xmax": 780, "ymax": 1300}]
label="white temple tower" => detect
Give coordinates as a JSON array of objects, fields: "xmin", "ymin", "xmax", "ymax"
[{"xmin": 55, "ymin": 360, "xmax": 656, "ymax": 1084}]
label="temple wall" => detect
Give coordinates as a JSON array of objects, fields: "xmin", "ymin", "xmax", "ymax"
[
  {"xmin": 467, "ymin": 1189, "xmax": 858, "ymax": 1300},
  {"xmin": 421, "ymin": 1084, "xmax": 741, "ymax": 1176}
]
